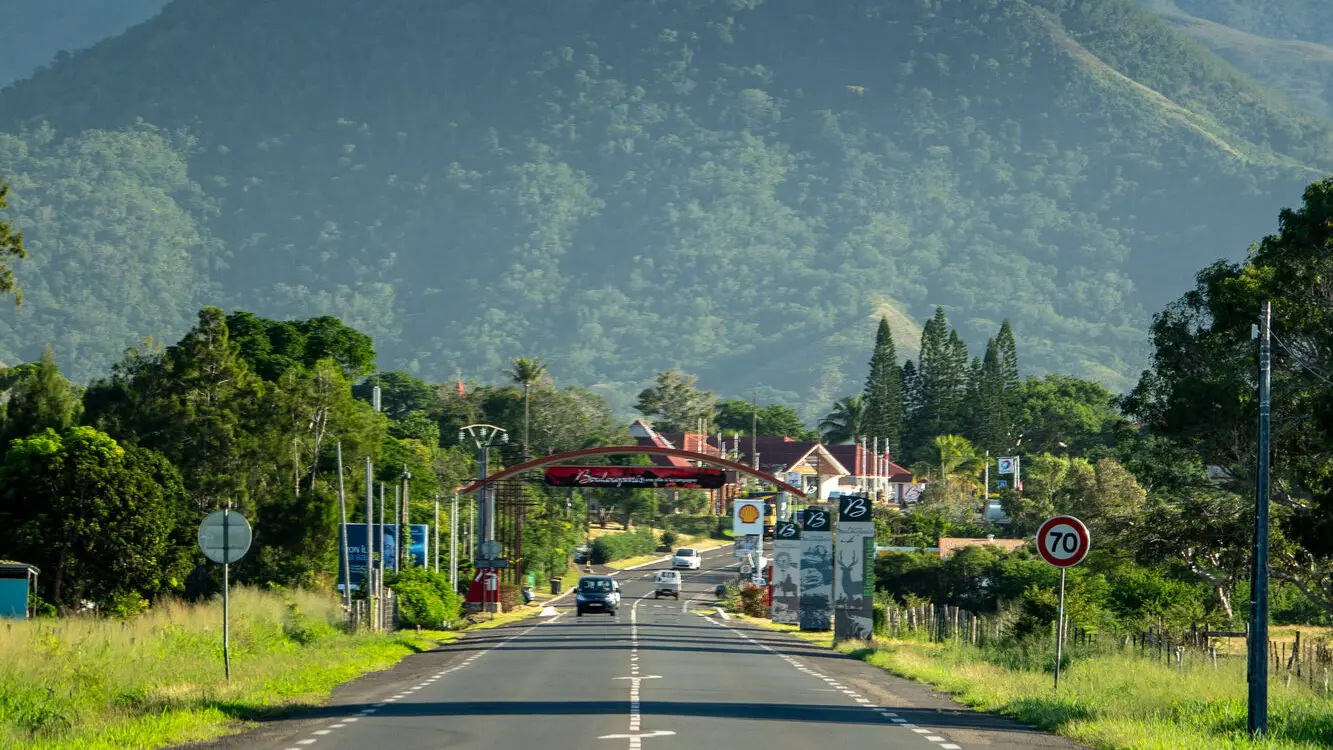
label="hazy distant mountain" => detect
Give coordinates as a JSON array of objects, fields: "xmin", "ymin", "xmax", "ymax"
[
  {"xmin": 1141, "ymin": 0, "xmax": 1333, "ymax": 117},
  {"xmin": 1, "ymin": 0, "xmax": 1329, "ymax": 417},
  {"xmin": 0, "ymin": 0, "xmax": 170, "ymax": 87}
]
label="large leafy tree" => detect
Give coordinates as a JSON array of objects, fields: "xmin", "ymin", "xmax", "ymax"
[
  {"xmin": 1126, "ymin": 178, "xmax": 1333, "ymax": 614},
  {"xmin": 715, "ymin": 399, "xmax": 817, "ymax": 440},
  {"xmin": 0, "ymin": 181, "xmax": 24, "ymax": 305},
  {"xmin": 227, "ymin": 311, "xmax": 376, "ymax": 381},
  {"xmin": 0, "ymin": 426, "xmax": 193, "ymax": 609},
  {"xmin": 635, "ymin": 370, "xmax": 714, "ymax": 434},
  {"xmin": 0, "ymin": 344, "xmax": 82, "ymax": 449}
]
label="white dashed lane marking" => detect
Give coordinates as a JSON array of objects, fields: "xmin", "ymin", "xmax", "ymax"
[
  {"xmin": 278, "ymin": 614, "xmax": 561, "ymax": 749},
  {"xmin": 701, "ymin": 615, "xmax": 965, "ymax": 750}
]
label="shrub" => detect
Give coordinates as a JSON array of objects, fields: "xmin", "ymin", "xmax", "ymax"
[
  {"xmin": 386, "ymin": 567, "xmax": 462, "ymax": 628},
  {"xmin": 591, "ymin": 529, "xmax": 656, "ymax": 564},
  {"xmin": 660, "ymin": 531, "xmax": 678, "ymax": 548},
  {"xmin": 740, "ymin": 586, "xmax": 769, "ymax": 617}
]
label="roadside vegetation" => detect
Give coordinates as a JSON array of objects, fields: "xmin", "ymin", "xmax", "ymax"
[
  {"xmin": 0, "ymin": 587, "xmax": 445, "ymax": 750},
  {"xmin": 839, "ymin": 636, "xmax": 1333, "ymax": 750}
]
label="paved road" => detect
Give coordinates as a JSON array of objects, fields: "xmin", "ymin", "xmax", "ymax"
[{"xmin": 181, "ymin": 546, "xmax": 1082, "ymax": 750}]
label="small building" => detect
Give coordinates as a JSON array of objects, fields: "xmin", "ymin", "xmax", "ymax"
[
  {"xmin": 0, "ymin": 562, "xmax": 40, "ymax": 619},
  {"xmin": 938, "ymin": 536, "xmax": 1027, "ymax": 559}
]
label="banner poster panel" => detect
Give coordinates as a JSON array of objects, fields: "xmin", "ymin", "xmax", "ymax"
[
  {"xmin": 798, "ymin": 506, "xmax": 833, "ymax": 631},
  {"xmin": 834, "ymin": 495, "xmax": 876, "ymax": 642},
  {"xmin": 770, "ymin": 520, "xmax": 802, "ymax": 625}
]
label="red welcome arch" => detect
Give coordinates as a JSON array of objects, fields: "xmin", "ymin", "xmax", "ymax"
[{"xmin": 456, "ymin": 445, "xmax": 805, "ymax": 496}]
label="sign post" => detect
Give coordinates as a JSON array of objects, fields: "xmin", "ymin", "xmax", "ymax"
[
  {"xmin": 771, "ymin": 520, "xmax": 801, "ymax": 625},
  {"xmin": 1035, "ymin": 514, "xmax": 1090, "ymax": 690},
  {"xmin": 798, "ymin": 506, "xmax": 833, "ymax": 632},
  {"xmin": 833, "ymin": 494, "xmax": 875, "ymax": 644},
  {"xmin": 198, "ymin": 508, "xmax": 252, "ymax": 681}
]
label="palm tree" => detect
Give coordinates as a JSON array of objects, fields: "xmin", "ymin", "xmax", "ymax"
[
  {"xmin": 819, "ymin": 395, "xmax": 866, "ymax": 444},
  {"xmin": 506, "ymin": 356, "xmax": 547, "ymax": 460},
  {"xmin": 934, "ymin": 434, "xmax": 984, "ymax": 491}
]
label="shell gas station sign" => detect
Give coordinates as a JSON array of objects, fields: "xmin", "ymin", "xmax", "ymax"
[{"xmin": 734, "ymin": 499, "xmax": 764, "ymax": 535}]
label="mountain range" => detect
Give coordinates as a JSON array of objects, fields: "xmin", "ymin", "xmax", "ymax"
[{"xmin": 1, "ymin": 0, "xmax": 1329, "ymax": 420}]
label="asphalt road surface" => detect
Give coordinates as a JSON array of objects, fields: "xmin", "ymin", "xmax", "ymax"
[{"xmin": 182, "ymin": 546, "xmax": 1083, "ymax": 750}]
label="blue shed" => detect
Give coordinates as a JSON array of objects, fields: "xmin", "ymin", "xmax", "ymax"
[{"xmin": 0, "ymin": 562, "xmax": 39, "ymax": 619}]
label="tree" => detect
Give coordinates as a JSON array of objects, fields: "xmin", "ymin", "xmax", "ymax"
[
  {"xmin": 715, "ymin": 399, "xmax": 817, "ymax": 440},
  {"xmin": 0, "ymin": 181, "xmax": 25, "ymax": 305},
  {"xmin": 351, "ymin": 370, "xmax": 436, "ymax": 420},
  {"xmin": 862, "ymin": 317, "xmax": 904, "ymax": 451},
  {"xmin": 635, "ymin": 370, "xmax": 714, "ymax": 433},
  {"xmin": 996, "ymin": 319, "xmax": 1020, "ymax": 394},
  {"xmin": 0, "ymin": 344, "xmax": 82, "ymax": 448},
  {"xmin": 227, "ymin": 311, "xmax": 377, "ymax": 381},
  {"xmin": 0, "ymin": 426, "xmax": 193, "ymax": 610},
  {"xmin": 84, "ymin": 307, "xmax": 265, "ymax": 512},
  {"xmin": 819, "ymin": 394, "xmax": 866, "ymax": 444},
  {"xmin": 507, "ymin": 356, "xmax": 547, "ymax": 460},
  {"xmin": 973, "ymin": 339, "xmax": 1007, "ymax": 453},
  {"xmin": 1013, "ymin": 375, "xmax": 1127, "ymax": 455}
]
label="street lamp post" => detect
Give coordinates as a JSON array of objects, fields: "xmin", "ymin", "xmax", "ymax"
[{"xmin": 459, "ymin": 424, "xmax": 509, "ymax": 613}]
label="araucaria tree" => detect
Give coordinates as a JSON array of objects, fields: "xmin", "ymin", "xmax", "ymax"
[{"xmin": 862, "ymin": 317, "xmax": 903, "ymax": 451}]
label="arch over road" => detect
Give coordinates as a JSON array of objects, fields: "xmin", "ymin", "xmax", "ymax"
[{"xmin": 456, "ymin": 445, "xmax": 805, "ymax": 496}]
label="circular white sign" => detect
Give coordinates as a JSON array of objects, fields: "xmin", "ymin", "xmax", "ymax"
[
  {"xmin": 198, "ymin": 510, "xmax": 252, "ymax": 564},
  {"xmin": 1036, "ymin": 515, "xmax": 1090, "ymax": 568}
]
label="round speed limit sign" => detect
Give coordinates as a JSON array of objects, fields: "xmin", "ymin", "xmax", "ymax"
[{"xmin": 1035, "ymin": 515, "xmax": 1090, "ymax": 568}]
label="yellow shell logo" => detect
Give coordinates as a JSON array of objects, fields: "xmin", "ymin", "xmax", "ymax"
[{"xmin": 738, "ymin": 504, "xmax": 760, "ymax": 524}]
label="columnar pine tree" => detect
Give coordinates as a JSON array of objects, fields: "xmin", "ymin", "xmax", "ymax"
[
  {"xmin": 900, "ymin": 359, "xmax": 921, "ymax": 448},
  {"xmin": 997, "ymin": 320, "xmax": 1019, "ymax": 392},
  {"xmin": 995, "ymin": 320, "xmax": 1020, "ymax": 444},
  {"xmin": 945, "ymin": 329, "xmax": 970, "ymax": 429},
  {"xmin": 916, "ymin": 307, "xmax": 951, "ymax": 440},
  {"xmin": 862, "ymin": 317, "xmax": 904, "ymax": 452},
  {"xmin": 977, "ymin": 338, "xmax": 1007, "ymax": 453}
]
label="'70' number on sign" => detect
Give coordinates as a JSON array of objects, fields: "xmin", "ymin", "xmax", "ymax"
[{"xmin": 1045, "ymin": 526, "xmax": 1083, "ymax": 558}]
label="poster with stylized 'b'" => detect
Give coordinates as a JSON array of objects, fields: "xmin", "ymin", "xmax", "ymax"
[
  {"xmin": 799, "ymin": 506, "xmax": 833, "ymax": 632},
  {"xmin": 770, "ymin": 520, "xmax": 801, "ymax": 625},
  {"xmin": 834, "ymin": 494, "xmax": 876, "ymax": 642}
]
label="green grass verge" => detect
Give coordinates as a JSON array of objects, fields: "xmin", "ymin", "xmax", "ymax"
[
  {"xmin": 737, "ymin": 611, "xmax": 1333, "ymax": 750},
  {"xmin": 0, "ymin": 588, "xmax": 446, "ymax": 750},
  {"xmin": 843, "ymin": 639, "xmax": 1333, "ymax": 749}
]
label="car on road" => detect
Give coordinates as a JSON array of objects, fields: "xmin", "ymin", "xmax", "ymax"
[
  {"xmin": 575, "ymin": 575, "xmax": 620, "ymax": 616},
  {"xmin": 653, "ymin": 569, "xmax": 681, "ymax": 599},
  {"xmin": 573, "ymin": 545, "xmax": 590, "ymax": 564},
  {"xmin": 672, "ymin": 547, "xmax": 701, "ymax": 570}
]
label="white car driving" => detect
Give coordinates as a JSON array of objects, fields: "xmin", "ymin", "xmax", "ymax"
[{"xmin": 672, "ymin": 547, "xmax": 702, "ymax": 570}]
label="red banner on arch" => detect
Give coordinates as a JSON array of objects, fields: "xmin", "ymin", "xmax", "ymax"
[{"xmin": 544, "ymin": 466, "xmax": 727, "ymax": 489}]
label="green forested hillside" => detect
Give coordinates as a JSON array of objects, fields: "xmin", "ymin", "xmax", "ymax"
[
  {"xmin": 0, "ymin": 0, "xmax": 1329, "ymax": 415},
  {"xmin": 0, "ymin": 0, "xmax": 169, "ymax": 87},
  {"xmin": 1143, "ymin": 0, "xmax": 1333, "ymax": 117},
  {"xmin": 1150, "ymin": 0, "xmax": 1333, "ymax": 45}
]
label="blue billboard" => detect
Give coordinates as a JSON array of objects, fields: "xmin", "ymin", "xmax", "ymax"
[{"xmin": 338, "ymin": 523, "xmax": 429, "ymax": 591}]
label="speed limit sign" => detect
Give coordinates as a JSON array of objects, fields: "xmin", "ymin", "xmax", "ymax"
[{"xmin": 1036, "ymin": 515, "xmax": 1090, "ymax": 568}]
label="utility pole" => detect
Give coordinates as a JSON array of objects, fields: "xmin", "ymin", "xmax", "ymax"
[
  {"xmin": 394, "ymin": 485, "xmax": 402, "ymax": 574},
  {"xmin": 450, "ymin": 493, "xmax": 459, "ymax": 590},
  {"xmin": 1248, "ymin": 300, "xmax": 1273, "ymax": 738},
  {"xmin": 752, "ymin": 390, "xmax": 759, "ymax": 473},
  {"xmin": 434, "ymin": 495, "xmax": 440, "ymax": 574},
  {"xmin": 984, "ymin": 450, "xmax": 990, "ymax": 504},
  {"xmin": 378, "ymin": 482, "xmax": 385, "ymax": 626},
  {"xmin": 401, "ymin": 465, "xmax": 412, "ymax": 570},
  {"xmin": 365, "ymin": 457, "xmax": 375, "ymax": 631},
  {"xmin": 336, "ymin": 443, "xmax": 351, "ymax": 610}
]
